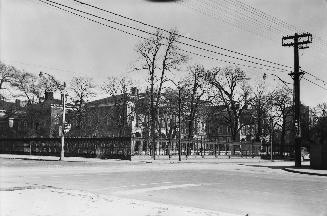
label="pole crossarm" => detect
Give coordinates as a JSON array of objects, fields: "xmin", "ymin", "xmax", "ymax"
[{"xmin": 282, "ymin": 33, "xmax": 312, "ymax": 47}]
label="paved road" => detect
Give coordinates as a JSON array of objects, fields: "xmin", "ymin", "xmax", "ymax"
[{"xmin": 1, "ymin": 159, "xmax": 326, "ymax": 216}]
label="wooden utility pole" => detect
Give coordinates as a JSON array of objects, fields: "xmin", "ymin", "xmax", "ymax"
[
  {"xmin": 282, "ymin": 32, "xmax": 312, "ymax": 167},
  {"xmin": 178, "ymin": 87, "xmax": 182, "ymax": 162},
  {"xmin": 60, "ymin": 87, "xmax": 66, "ymax": 161}
]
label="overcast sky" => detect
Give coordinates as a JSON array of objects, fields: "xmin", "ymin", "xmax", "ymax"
[{"xmin": 1, "ymin": 0, "xmax": 327, "ymax": 106}]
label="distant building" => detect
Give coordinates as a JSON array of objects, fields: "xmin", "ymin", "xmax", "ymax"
[{"xmin": 0, "ymin": 92, "xmax": 68, "ymax": 138}]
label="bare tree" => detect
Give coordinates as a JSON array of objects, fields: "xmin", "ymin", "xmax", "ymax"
[
  {"xmin": 181, "ymin": 65, "xmax": 209, "ymax": 139},
  {"xmin": 69, "ymin": 76, "xmax": 97, "ymax": 110},
  {"xmin": 11, "ymin": 70, "xmax": 43, "ymax": 104},
  {"xmin": 69, "ymin": 76, "xmax": 97, "ymax": 130},
  {"xmin": 268, "ymin": 86, "xmax": 293, "ymax": 155},
  {"xmin": 203, "ymin": 66, "xmax": 252, "ymax": 142},
  {"xmin": 312, "ymin": 102, "xmax": 327, "ymax": 120},
  {"xmin": 101, "ymin": 76, "xmax": 134, "ymax": 136},
  {"xmin": 0, "ymin": 62, "xmax": 21, "ymax": 100},
  {"xmin": 102, "ymin": 76, "xmax": 133, "ymax": 96},
  {"xmin": 0, "ymin": 61, "xmax": 17, "ymax": 90},
  {"xmin": 251, "ymin": 77, "xmax": 271, "ymax": 141},
  {"xmin": 134, "ymin": 29, "xmax": 188, "ymax": 158}
]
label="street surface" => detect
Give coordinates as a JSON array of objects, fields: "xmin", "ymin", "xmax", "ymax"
[{"xmin": 1, "ymin": 158, "xmax": 326, "ymax": 216}]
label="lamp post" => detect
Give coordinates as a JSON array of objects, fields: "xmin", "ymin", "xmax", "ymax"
[{"xmin": 39, "ymin": 71, "xmax": 66, "ymax": 160}]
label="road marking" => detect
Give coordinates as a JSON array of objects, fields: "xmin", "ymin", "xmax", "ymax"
[
  {"xmin": 114, "ymin": 184, "xmax": 201, "ymax": 195},
  {"xmin": 162, "ymin": 181, "xmax": 172, "ymax": 184},
  {"xmin": 72, "ymin": 174, "xmax": 84, "ymax": 177},
  {"xmin": 150, "ymin": 182, "xmax": 159, "ymax": 185},
  {"xmin": 30, "ymin": 176, "xmax": 41, "ymax": 179},
  {"xmin": 51, "ymin": 176, "xmax": 60, "ymax": 178}
]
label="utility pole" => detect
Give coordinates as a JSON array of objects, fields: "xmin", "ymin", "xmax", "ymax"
[
  {"xmin": 282, "ymin": 32, "xmax": 312, "ymax": 167},
  {"xmin": 39, "ymin": 72, "xmax": 67, "ymax": 161},
  {"xmin": 60, "ymin": 85, "xmax": 66, "ymax": 161},
  {"xmin": 270, "ymin": 117, "xmax": 273, "ymax": 162},
  {"xmin": 150, "ymin": 70, "xmax": 156, "ymax": 160},
  {"xmin": 178, "ymin": 87, "xmax": 182, "ymax": 162}
]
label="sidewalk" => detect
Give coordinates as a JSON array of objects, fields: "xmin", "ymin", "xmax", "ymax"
[
  {"xmin": 1, "ymin": 154, "xmax": 326, "ymax": 176},
  {"xmin": 241, "ymin": 160, "xmax": 327, "ymax": 177},
  {"xmin": 0, "ymin": 153, "xmax": 263, "ymax": 163},
  {"xmin": 0, "ymin": 154, "xmax": 124, "ymax": 163},
  {"xmin": 0, "ymin": 187, "xmax": 242, "ymax": 216}
]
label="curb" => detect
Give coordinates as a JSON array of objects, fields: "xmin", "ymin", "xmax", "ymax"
[{"xmin": 283, "ymin": 168, "xmax": 327, "ymax": 177}]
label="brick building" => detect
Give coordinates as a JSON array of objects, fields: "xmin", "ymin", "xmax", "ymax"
[{"xmin": 0, "ymin": 93, "xmax": 66, "ymax": 138}]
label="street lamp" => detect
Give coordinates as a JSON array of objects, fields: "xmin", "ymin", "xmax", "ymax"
[{"xmin": 39, "ymin": 71, "xmax": 67, "ymax": 161}]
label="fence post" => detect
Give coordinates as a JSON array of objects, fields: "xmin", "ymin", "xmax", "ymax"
[{"xmin": 215, "ymin": 140, "xmax": 217, "ymax": 158}]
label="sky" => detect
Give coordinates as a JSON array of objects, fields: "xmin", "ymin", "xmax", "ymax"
[{"xmin": 1, "ymin": 0, "xmax": 327, "ymax": 106}]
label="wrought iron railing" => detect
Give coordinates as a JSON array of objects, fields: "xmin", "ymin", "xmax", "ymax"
[{"xmin": 0, "ymin": 137, "xmax": 132, "ymax": 160}]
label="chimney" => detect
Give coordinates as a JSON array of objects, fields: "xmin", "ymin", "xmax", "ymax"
[
  {"xmin": 15, "ymin": 99, "xmax": 21, "ymax": 107},
  {"xmin": 130, "ymin": 87, "xmax": 138, "ymax": 96},
  {"xmin": 44, "ymin": 91, "xmax": 54, "ymax": 101}
]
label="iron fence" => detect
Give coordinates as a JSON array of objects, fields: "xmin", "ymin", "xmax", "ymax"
[
  {"xmin": 131, "ymin": 138, "xmax": 262, "ymax": 157},
  {"xmin": 0, "ymin": 137, "xmax": 132, "ymax": 160}
]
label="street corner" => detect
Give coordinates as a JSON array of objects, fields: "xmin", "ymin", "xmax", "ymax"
[{"xmin": 0, "ymin": 188, "xmax": 244, "ymax": 216}]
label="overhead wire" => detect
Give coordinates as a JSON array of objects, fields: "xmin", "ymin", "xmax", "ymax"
[
  {"xmin": 37, "ymin": 0, "xmax": 287, "ymax": 74},
  {"xmin": 179, "ymin": 0, "xmax": 327, "ymax": 53},
  {"xmin": 35, "ymin": 0, "xmax": 327, "ymax": 92},
  {"xmin": 68, "ymin": 0, "xmax": 293, "ymax": 70},
  {"xmin": 303, "ymin": 77, "xmax": 327, "ymax": 91},
  {"xmin": 40, "ymin": 0, "xmax": 293, "ymax": 73},
  {"xmin": 211, "ymin": 0, "xmax": 327, "ymax": 48}
]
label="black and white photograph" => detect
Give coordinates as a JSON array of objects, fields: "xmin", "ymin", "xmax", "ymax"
[{"xmin": 1, "ymin": 0, "xmax": 327, "ymax": 215}]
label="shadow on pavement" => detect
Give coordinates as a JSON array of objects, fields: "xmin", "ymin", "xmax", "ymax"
[{"xmin": 240, "ymin": 163, "xmax": 327, "ymax": 177}]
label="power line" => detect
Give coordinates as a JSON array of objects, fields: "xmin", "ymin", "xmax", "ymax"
[
  {"xmin": 40, "ymin": 0, "xmax": 292, "ymax": 73},
  {"xmin": 37, "ymin": 0, "xmax": 286, "ymax": 74},
  {"xmin": 302, "ymin": 69, "xmax": 327, "ymax": 86},
  {"xmin": 180, "ymin": 0, "xmax": 327, "ymax": 53},
  {"xmin": 207, "ymin": 0, "xmax": 327, "ymax": 48},
  {"xmin": 68, "ymin": 0, "xmax": 293, "ymax": 70},
  {"xmin": 36, "ymin": 0, "xmax": 327, "ymax": 93},
  {"xmin": 303, "ymin": 77, "xmax": 327, "ymax": 91}
]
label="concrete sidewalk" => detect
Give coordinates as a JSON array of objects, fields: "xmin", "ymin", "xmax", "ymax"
[
  {"xmin": 1, "ymin": 154, "xmax": 326, "ymax": 176},
  {"xmin": 0, "ymin": 153, "xmax": 263, "ymax": 163},
  {"xmin": 0, "ymin": 154, "xmax": 125, "ymax": 163},
  {"xmin": 241, "ymin": 160, "xmax": 327, "ymax": 177}
]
